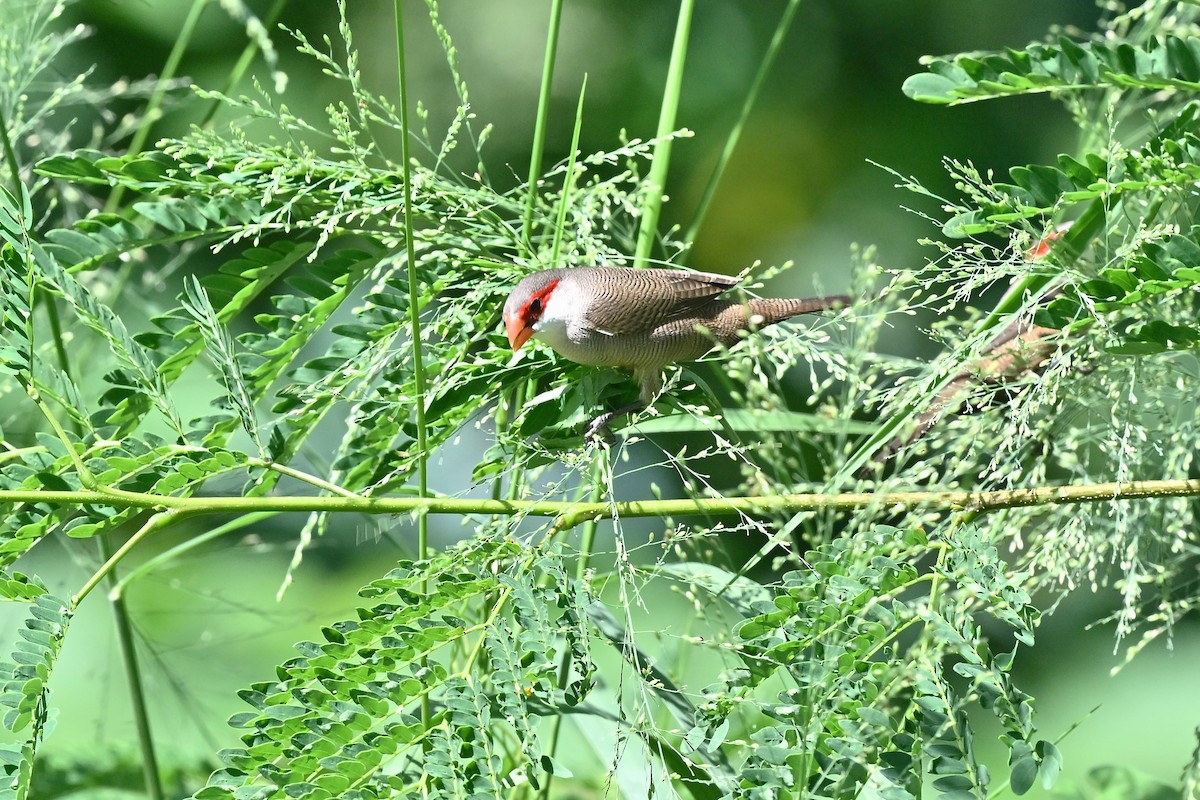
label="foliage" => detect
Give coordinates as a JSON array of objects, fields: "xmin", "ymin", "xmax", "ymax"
[
  {"xmin": 0, "ymin": 1, "xmax": 1197, "ymax": 799},
  {"xmin": 0, "ymin": 594, "xmax": 70, "ymax": 800}
]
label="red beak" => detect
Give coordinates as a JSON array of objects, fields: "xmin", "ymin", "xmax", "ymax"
[{"xmin": 504, "ymin": 312, "xmax": 534, "ymax": 351}]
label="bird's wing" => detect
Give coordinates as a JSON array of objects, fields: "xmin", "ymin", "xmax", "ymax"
[
  {"xmin": 642, "ymin": 268, "xmax": 740, "ymax": 299},
  {"xmin": 582, "ymin": 268, "xmax": 740, "ymax": 335},
  {"xmin": 580, "ymin": 268, "xmax": 739, "ymax": 335}
]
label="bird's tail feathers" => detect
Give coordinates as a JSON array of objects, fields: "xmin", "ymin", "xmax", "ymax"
[{"xmin": 749, "ymin": 294, "xmax": 851, "ymax": 324}]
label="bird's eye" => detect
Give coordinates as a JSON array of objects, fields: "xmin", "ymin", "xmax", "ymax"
[{"xmin": 529, "ymin": 298, "xmax": 542, "ymax": 315}]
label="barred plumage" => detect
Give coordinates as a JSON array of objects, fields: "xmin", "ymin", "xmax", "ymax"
[{"xmin": 502, "ymin": 266, "xmax": 850, "ymax": 437}]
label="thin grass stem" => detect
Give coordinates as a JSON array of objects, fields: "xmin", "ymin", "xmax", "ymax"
[
  {"xmin": 106, "ymin": 0, "xmax": 210, "ymax": 214},
  {"xmin": 550, "ymin": 77, "xmax": 587, "ymax": 264},
  {"xmin": 99, "ymin": 534, "xmax": 165, "ymax": 800},
  {"xmin": 683, "ymin": 0, "xmax": 803, "ymax": 254}
]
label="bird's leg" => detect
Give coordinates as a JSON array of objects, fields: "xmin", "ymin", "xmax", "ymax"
[
  {"xmin": 584, "ymin": 401, "xmax": 645, "ymax": 444},
  {"xmin": 583, "ymin": 367, "xmax": 661, "ymax": 444}
]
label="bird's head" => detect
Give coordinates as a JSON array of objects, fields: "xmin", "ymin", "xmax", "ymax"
[{"xmin": 502, "ymin": 272, "xmax": 562, "ymax": 351}]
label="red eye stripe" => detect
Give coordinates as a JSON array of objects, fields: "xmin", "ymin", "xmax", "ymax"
[{"xmin": 524, "ymin": 279, "xmax": 559, "ymax": 322}]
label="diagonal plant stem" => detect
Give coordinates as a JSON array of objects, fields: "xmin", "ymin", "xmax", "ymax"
[
  {"xmin": 550, "ymin": 76, "xmax": 588, "ymax": 265},
  {"xmin": 0, "ymin": 111, "xmax": 77, "ymax": 423},
  {"xmin": 106, "ymin": 0, "xmax": 211, "ymax": 214},
  {"xmin": 683, "ymin": 0, "xmax": 803, "ymax": 253},
  {"xmin": 74, "ymin": 510, "xmax": 189, "ymax": 606},
  {"xmin": 0, "ymin": 106, "xmax": 22, "ymax": 196},
  {"xmin": 111, "ymin": 511, "xmax": 281, "ymax": 599},
  {"xmin": 200, "ymin": 0, "xmax": 289, "ymax": 128},
  {"xmin": 634, "ymin": 0, "xmax": 696, "ymax": 267}
]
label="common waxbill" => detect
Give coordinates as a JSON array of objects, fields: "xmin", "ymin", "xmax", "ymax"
[
  {"xmin": 502, "ymin": 266, "xmax": 850, "ymax": 438},
  {"xmin": 871, "ymin": 317, "xmax": 1062, "ymax": 466},
  {"xmin": 868, "ymin": 228, "xmax": 1072, "ymax": 470}
]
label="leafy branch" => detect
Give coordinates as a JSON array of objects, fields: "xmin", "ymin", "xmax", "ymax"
[
  {"xmin": 3, "ymin": 1, "xmax": 1200, "ymax": 799},
  {"xmin": 3, "ymin": 476, "xmax": 1200, "ymax": 528}
]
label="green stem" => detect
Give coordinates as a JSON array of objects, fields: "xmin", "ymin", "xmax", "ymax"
[
  {"xmin": 538, "ymin": 458, "xmax": 606, "ymax": 800},
  {"xmin": 504, "ymin": 0, "xmax": 565, "ymax": 508},
  {"xmin": 32, "ymin": 394, "xmax": 96, "ymax": 486},
  {"xmin": 15, "ymin": 477, "xmax": 1200, "ymax": 537},
  {"xmin": 634, "ymin": 0, "xmax": 696, "ymax": 267},
  {"xmin": 97, "ymin": 533, "xmax": 165, "ymax": 800},
  {"xmin": 106, "ymin": 0, "xmax": 211, "ymax": 214},
  {"xmin": 393, "ymin": 0, "xmax": 431, "ymax": 728},
  {"xmin": 0, "ymin": 104, "xmax": 23, "ymax": 196},
  {"xmin": 393, "ymin": 1, "xmax": 428, "ymax": 549},
  {"xmin": 4, "ymin": 87, "xmax": 168, "ymax": 800},
  {"xmin": 683, "ymin": 0, "xmax": 802, "ymax": 254},
  {"xmin": 576, "ymin": 483, "xmax": 603, "ymax": 582},
  {"xmin": 387, "ymin": 5, "xmax": 429, "ymax": 550},
  {"xmin": 0, "ymin": 102, "xmax": 85, "ymax": 462},
  {"xmin": 200, "ymin": 0, "xmax": 289, "ymax": 128},
  {"xmin": 252, "ymin": 458, "xmax": 365, "ymax": 497},
  {"xmin": 521, "ymin": 0, "xmax": 566, "ymax": 249},
  {"xmin": 493, "ymin": 380, "xmax": 528, "ymax": 502},
  {"xmin": 74, "ymin": 510, "xmax": 184, "ymax": 605},
  {"xmin": 550, "ymin": 76, "xmax": 587, "ymax": 264},
  {"xmin": 111, "ymin": 511, "xmax": 280, "ymax": 599}
]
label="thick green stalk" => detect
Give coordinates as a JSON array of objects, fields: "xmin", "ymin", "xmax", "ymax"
[
  {"xmin": 393, "ymin": 0, "xmax": 431, "ymax": 729},
  {"xmin": 33, "ymin": 475, "xmax": 1200, "ymax": 530},
  {"xmin": 98, "ymin": 535, "xmax": 164, "ymax": 800},
  {"xmin": 60, "ymin": 476, "xmax": 1200, "ymax": 606},
  {"xmin": 521, "ymin": 0, "xmax": 566, "ymax": 248},
  {"xmin": 393, "ymin": 3, "xmax": 428, "ymax": 557},
  {"xmin": 634, "ymin": 0, "xmax": 696, "ymax": 267}
]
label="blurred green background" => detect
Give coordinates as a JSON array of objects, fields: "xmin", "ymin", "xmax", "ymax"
[{"xmin": 10, "ymin": 0, "xmax": 1197, "ymax": 796}]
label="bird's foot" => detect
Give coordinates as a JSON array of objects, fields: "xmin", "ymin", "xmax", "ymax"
[
  {"xmin": 583, "ymin": 401, "xmax": 645, "ymax": 447},
  {"xmin": 584, "ymin": 415, "xmax": 617, "ymax": 446}
]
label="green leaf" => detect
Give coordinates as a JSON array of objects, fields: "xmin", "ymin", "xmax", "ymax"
[
  {"xmin": 906, "ymin": 34, "xmax": 1200, "ymax": 105},
  {"xmin": 181, "ymin": 275, "xmax": 264, "ymax": 454},
  {"xmin": 901, "ymin": 72, "xmax": 963, "ymax": 103},
  {"xmin": 35, "ymin": 151, "xmax": 111, "ymax": 183},
  {"xmin": 1037, "ymin": 740, "xmax": 1062, "ymax": 789},
  {"xmin": 1009, "ymin": 753, "xmax": 1039, "ymax": 795},
  {"xmin": 630, "ymin": 408, "xmax": 876, "ymax": 434}
]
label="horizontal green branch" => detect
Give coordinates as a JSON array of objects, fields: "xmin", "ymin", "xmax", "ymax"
[{"xmin": 10, "ymin": 477, "xmax": 1200, "ymax": 533}]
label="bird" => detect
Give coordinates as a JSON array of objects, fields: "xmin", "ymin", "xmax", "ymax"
[
  {"xmin": 870, "ymin": 316, "xmax": 1062, "ymax": 466},
  {"xmin": 502, "ymin": 266, "xmax": 851, "ymax": 440}
]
